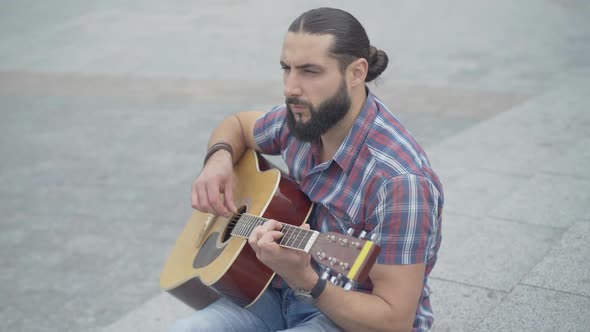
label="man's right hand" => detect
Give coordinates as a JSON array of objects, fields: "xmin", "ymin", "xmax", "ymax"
[{"xmin": 191, "ymin": 150, "xmax": 238, "ymax": 217}]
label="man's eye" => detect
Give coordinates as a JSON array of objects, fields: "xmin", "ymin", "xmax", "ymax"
[{"xmin": 304, "ymin": 70, "xmax": 317, "ymax": 74}]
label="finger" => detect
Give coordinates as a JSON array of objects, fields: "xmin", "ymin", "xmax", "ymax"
[
  {"xmin": 207, "ymin": 184, "xmax": 230, "ymax": 217},
  {"xmin": 223, "ymin": 180, "xmax": 238, "ymax": 214},
  {"xmin": 257, "ymin": 230, "xmax": 284, "ymax": 246},
  {"xmin": 191, "ymin": 179, "xmax": 202, "ymax": 209},
  {"xmin": 267, "ymin": 230, "xmax": 285, "ymax": 242},
  {"xmin": 248, "ymin": 237, "xmax": 260, "ymax": 256},
  {"xmin": 248, "ymin": 226, "xmax": 264, "ymax": 255},
  {"xmin": 248, "ymin": 225, "xmax": 264, "ymax": 245},
  {"xmin": 191, "ymin": 182, "xmax": 199, "ymax": 210},
  {"xmin": 257, "ymin": 231, "xmax": 284, "ymax": 256},
  {"xmin": 195, "ymin": 184, "xmax": 209, "ymax": 212},
  {"xmin": 264, "ymin": 219, "xmax": 283, "ymax": 232},
  {"xmin": 248, "ymin": 228, "xmax": 257, "ymax": 246}
]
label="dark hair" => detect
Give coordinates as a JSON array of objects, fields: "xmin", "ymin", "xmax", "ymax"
[{"xmin": 288, "ymin": 7, "xmax": 388, "ymax": 82}]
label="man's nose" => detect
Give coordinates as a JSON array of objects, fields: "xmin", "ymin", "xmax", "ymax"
[{"xmin": 283, "ymin": 72, "xmax": 302, "ymax": 98}]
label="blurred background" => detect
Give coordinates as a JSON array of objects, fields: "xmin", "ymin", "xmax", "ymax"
[{"xmin": 1, "ymin": 1, "xmax": 589, "ymax": 331}]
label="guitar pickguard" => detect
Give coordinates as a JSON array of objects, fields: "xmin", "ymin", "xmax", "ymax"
[{"xmin": 193, "ymin": 232, "xmax": 224, "ymax": 269}]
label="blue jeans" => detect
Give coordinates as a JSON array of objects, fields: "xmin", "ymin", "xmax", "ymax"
[{"xmin": 169, "ymin": 287, "xmax": 342, "ymax": 332}]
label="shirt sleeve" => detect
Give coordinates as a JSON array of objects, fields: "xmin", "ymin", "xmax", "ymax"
[
  {"xmin": 253, "ymin": 105, "xmax": 289, "ymax": 155},
  {"xmin": 366, "ymin": 173, "xmax": 442, "ymax": 265}
]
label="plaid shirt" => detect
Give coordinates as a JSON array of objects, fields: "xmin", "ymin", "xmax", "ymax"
[{"xmin": 253, "ymin": 91, "xmax": 443, "ymax": 331}]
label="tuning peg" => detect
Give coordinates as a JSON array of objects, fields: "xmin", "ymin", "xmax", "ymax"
[
  {"xmin": 358, "ymin": 230, "xmax": 367, "ymax": 240},
  {"xmin": 321, "ymin": 268, "xmax": 332, "ymax": 280},
  {"xmin": 330, "ymin": 273, "xmax": 344, "ymax": 287},
  {"xmin": 328, "ymin": 257, "xmax": 339, "ymax": 266},
  {"xmin": 346, "ymin": 228, "xmax": 355, "ymax": 236},
  {"xmin": 370, "ymin": 233, "xmax": 377, "ymax": 242},
  {"xmin": 344, "ymin": 280, "xmax": 356, "ymax": 291}
]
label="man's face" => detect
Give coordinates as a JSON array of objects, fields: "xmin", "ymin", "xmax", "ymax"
[
  {"xmin": 285, "ymin": 79, "xmax": 351, "ymax": 142},
  {"xmin": 280, "ymin": 32, "xmax": 351, "ymax": 142}
]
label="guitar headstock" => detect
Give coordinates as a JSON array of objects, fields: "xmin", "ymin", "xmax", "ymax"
[{"xmin": 309, "ymin": 229, "xmax": 381, "ymax": 289}]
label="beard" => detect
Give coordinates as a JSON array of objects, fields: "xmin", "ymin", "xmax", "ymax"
[{"xmin": 285, "ymin": 79, "xmax": 352, "ymax": 142}]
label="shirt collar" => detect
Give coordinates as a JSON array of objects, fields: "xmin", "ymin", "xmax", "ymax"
[{"xmin": 331, "ymin": 90, "xmax": 379, "ymax": 175}]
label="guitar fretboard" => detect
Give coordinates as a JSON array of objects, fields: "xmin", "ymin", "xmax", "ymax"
[{"xmin": 231, "ymin": 213, "xmax": 319, "ymax": 252}]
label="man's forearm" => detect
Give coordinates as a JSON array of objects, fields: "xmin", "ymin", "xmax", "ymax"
[
  {"xmin": 315, "ymin": 284, "xmax": 414, "ymax": 332},
  {"xmin": 207, "ymin": 114, "xmax": 248, "ymax": 165}
]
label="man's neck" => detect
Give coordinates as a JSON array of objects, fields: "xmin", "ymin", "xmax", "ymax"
[{"xmin": 319, "ymin": 86, "xmax": 367, "ymax": 163}]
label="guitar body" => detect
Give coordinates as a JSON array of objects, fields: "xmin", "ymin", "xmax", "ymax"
[{"xmin": 160, "ymin": 150, "xmax": 313, "ymax": 310}]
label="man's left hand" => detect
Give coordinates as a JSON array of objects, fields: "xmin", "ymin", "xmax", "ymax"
[{"xmin": 248, "ymin": 219, "xmax": 318, "ymax": 290}]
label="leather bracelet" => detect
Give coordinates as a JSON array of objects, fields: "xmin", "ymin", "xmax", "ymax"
[{"xmin": 203, "ymin": 142, "xmax": 233, "ymax": 166}]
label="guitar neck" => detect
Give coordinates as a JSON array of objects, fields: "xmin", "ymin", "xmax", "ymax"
[{"xmin": 231, "ymin": 213, "xmax": 319, "ymax": 252}]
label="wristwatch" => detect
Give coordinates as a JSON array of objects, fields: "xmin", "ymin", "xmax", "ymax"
[{"xmin": 294, "ymin": 277, "xmax": 327, "ymax": 303}]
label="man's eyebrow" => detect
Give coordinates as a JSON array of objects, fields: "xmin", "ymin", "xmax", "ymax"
[{"xmin": 280, "ymin": 61, "xmax": 323, "ymax": 71}]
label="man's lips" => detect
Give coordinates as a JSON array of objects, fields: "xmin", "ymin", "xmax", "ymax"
[{"xmin": 290, "ymin": 104, "xmax": 307, "ymax": 112}]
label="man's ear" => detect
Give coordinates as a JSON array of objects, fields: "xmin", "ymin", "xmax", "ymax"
[{"xmin": 348, "ymin": 58, "xmax": 368, "ymax": 87}]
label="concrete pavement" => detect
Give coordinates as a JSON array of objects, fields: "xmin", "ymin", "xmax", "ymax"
[{"xmin": 1, "ymin": 1, "xmax": 589, "ymax": 331}]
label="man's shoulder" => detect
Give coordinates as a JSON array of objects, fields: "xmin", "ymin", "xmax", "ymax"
[
  {"xmin": 263, "ymin": 104, "xmax": 288, "ymax": 119},
  {"xmin": 362, "ymin": 98, "xmax": 431, "ymax": 178}
]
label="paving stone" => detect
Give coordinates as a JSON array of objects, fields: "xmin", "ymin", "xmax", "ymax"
[
  {"xmin": 429, "ymin": 83, "xmax": 590, "ymax": 177},
  {"xmin": 489, "ymin": 174, "xmax": 590, "ymax": 227},
  {"xmin": 431, "ymin": 214, "xmax": 562, "ymax": 291},
  {"xmin": 440, "ymin": 168, "xmax": 531, "ymax": 218},
  {"xmin": 478, "ymin": 285, "xmax": 590, "ymax": 331},
  {"xmin": 429, "ymin": 278, "xmax": 505, "ymax": 332},
  {"xmin": 539, "ymin": 137, "xmax": 590, "ymax": 180},
  {"xmin": 522, "ymin": 222, "xmax": 590, "ymax": 297},
  {"xmin": 98, "ymin": 292, "xmax": 194, "ymax": 332},
  {"xmin": 3, "ymin": 1, "xmax": 590, "ymax": 93}
]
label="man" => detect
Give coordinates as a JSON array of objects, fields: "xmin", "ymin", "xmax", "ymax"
[{"xmin": 172, "ymin": 7, "xmax": 443, "ymax": 332}]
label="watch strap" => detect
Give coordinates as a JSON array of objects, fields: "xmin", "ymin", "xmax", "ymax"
[{"xmin": 310, "ymin": 277, "xmax": 327, "ymax": 299}]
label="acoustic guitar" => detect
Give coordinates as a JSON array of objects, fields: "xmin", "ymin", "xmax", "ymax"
[{"xmin": 160, "ymin": 149, "xmax": 380, "ymax": 310}]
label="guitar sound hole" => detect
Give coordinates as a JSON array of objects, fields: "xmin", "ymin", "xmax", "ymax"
[{"xmin": 222, "ymin": 205, "xmax": 247, "ymax": 242}]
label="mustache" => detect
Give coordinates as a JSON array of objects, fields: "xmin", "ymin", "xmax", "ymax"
[{"xmin": 285, "ymin": 97, "xmax": 312, "ymax": 108}]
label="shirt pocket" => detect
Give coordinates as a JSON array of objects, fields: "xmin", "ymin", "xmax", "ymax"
[{"xmin": 327, "ymin": 205, "xmax": 364, "ymax": 235}]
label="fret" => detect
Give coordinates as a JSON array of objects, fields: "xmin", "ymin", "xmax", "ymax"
[
  {"xmin": 281, "ymin": 224, "xmax": 310, "ymax": 251},
  {"xmin": 278, "ymin": 223, "xmax": 287, "ymax": 245},
  {"xmin": 230, "ymin": 215, "xmax": 242, "ymax": 237},
  {"xmin": 279, "ymin": 224, "xmax": 291, "ymax": 246},
  {"xmin": 236, "ymin": 215, "xmax": 247, "ymax": 237},
  {"xmin": 231, "ymin": 214, "xmax": 254, "ymax": 238},
  {"xmin": 281, "ymin": 224, "xmax": 295, "ymax": 248},
  {"xmin": 254, "ymin": 216, "xmax": 265, "ymax": 231},
  {"xmin": 298, "ymin": 227, "xmax": 313, "ymax": 251},
  {"xmin": 245, "ymin": 215, "xmax": 258, "ymax": 236},
  {"xmin": 257, "ymin": 216, "xmax": 266, "ymax": 226},
  {"xmin": 288, "ymin": 225, "xmax": 302, "ymax": 249},
  {"xmin": 301, "ymin": 228, "xmax": 313, "ymax": 249},
  {"xmin": 237, "ymin": 215, "xmax": 246, "ymax": 237},
  {"xmin": 294, "ymin": 227, "xmax": 307, "ymax": 250}
]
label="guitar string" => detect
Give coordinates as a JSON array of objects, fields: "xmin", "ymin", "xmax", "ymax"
[
  {"xmin": 224, "ymin": 213, "xmax": 346, "ymax": 243},
  {"xmin": 221, "ymin": 212, "xmax": 317, "ymax": 246},
  {"xmin": 216, "ymin": 213, "xmax": 369, "ymax": 275},
  {"xmin": 226, "ymin": 213, "xmax": 309, "ymax": 232},
  {"xmin": 222, "ymin": 213, "xmax": 356, "ymax": 254},
  {"xmin": 209, "ymin": 212, "xmax": 364, "ymax": 251}
]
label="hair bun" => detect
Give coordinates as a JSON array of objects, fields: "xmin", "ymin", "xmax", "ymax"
[{"xmin": 366, "ymin": 46, "xmax": 389, "ymax": 82}]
